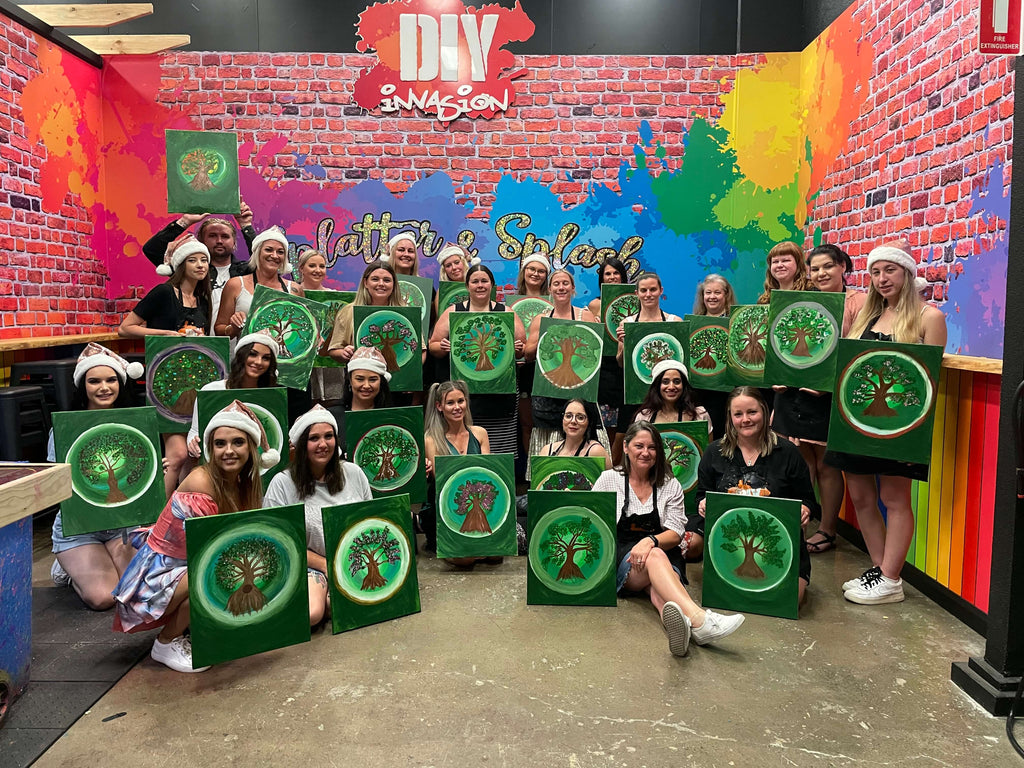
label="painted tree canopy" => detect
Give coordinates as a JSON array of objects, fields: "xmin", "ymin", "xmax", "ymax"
[
  {"xmin": 454, "ymin": 479, "xmax": 498, "ymax": 534},
  {"xmin": 639, "ymin": 338, "xmax": 675, "ymax": 371},
  {"xmin": 78, "ymin": 430, "xmax": 151, "ymax": 504},
  {"xmin": 539, "ymin": 470, "xmax": 593, "ymax": 491},
  {"xmin": 180, "ymin": 149, "xmax": 221, "ymax": 191},
  {"xmin": 359, "ymin": 318, "xmax": 416, "ymax": 372},
  {"xmin": 214, "ymin": 536, "xmax": 281, "ymax": 616},
  {"xmin": 773, "ymin": 306, "xmax": 833, "ymax": 358},
  {"xmin": 540, "ymin": 516, "xmax": 601, "ymax": 582},
  {"xmin": 539, "ymin": 323, "xmax": 600, "ymax": 388},
  {"xmin": 690, "ymin": 326, "xmax": 728, "ymax": 371},
  {"xmin": 347, "ymin": 525, "xmax": 402, "ymax": 591},
  {"xmin": 360, "ymin": 428, "xmax": 418, "ymax": 483},
  {"xmin": 252, "ymin": 303, "xmax": 316, "ymax": 360},
  {"xmin": 849, "ymin": 357, "xmax": 923, "ymax": 418},
  {"xmin": 456, "ymin": 318, "xmax": 507, "ymax": 372},
  {"xmin": 152, "ymin": 350, "xmax": 220, "ymax": 415},
  {"xmin": 718, "ymin": 510, "xmax": 783, "ymax": 580}
]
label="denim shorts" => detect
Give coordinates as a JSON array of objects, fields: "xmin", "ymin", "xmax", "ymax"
[
  {"xmin": 616, "ymin": 552, "xmax": 683, "ymax": 594},
  {"xmin": 51, "ymin": 511, "xmax": 127, "ymax": 553}
]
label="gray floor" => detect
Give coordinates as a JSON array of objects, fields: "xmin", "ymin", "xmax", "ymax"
[{"xmin": 14, "ymin": 536, "xmax": 1020, "ymax": 767}]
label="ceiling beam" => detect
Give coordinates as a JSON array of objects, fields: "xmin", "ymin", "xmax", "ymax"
[
  {"xmin": 19, "ymin": 3, "xmax": 153, "ymax": 28},
  {"xmin": 69, "ymin": 34, "xmax": 190, "ymax": 55}
]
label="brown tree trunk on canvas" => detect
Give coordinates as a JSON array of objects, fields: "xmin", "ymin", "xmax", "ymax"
[
  {"xmin": 789, "ymin": 328, "xmax": 811, "ymax": 357},
  {"xmin": 360, "ymin": 554, "xmax": 387, "ymax": 590},
  {"xmin": 547, "ymin": 340, "xmax": 584, "ymax": 388},
  {"xmin": 189, "ymin": 165, "xmax": 215, "ymax": 191},
  {"xmin": 734, "ymin": 540, "xmax": 766, "ymax": 580},
  {"xmin": 380, "ymin": 339, "xmax": 400, "ymax": 372},
  {"xmin": 474, "ymin": 336, "xmax": 496, "ymax": 371},
  {"xmin": 460, "ymin": 499, "xmax": 493, "ymax": 534},
  {"xmin": 694, "ymin": 347, "xmax": 717, "ymax": 370},
  {"xmin": 171, "ymin": 388, "xmax": 197, "ymax": 416},
  {"xmin": 226, "ymin": 557, "xmax": 268, "ymax": 616},
  {"xmin": 105, "ymin": 466, "xmax": 127, "ymax": 504},
  {"xmin": 739, "ymin": 335, "xmax": 766, "ymax": 366},
  {"xmin": 375, "ymin": 451, "xmax": 399, "ymax": 481},
  {"xmin": 556, "ymin": 550, "xmax": 585, "ymax": 581},
  {"xmin": 862, "ymin": 379, "xmax": 898, "ymax": 418}
]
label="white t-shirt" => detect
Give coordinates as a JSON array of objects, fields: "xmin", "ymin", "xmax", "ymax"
[
  {"xmin": 263, "ymin": 464, "xmax": 373, "ymax": 556},
  {"xmin": 187, "ymin": 380, "xmax": 228, "ymax": 446}
]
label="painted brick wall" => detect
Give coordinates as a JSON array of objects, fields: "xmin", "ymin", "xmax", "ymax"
[
  {"xmin": 157, "ymin": 52, "xmax": 764, "ymax": 214},
  {"xmin": 807, "ymin": 0, "xmax": 1013, "ymax": 300},
  {"xmin": 0, "ymin": 15, "xmax": 135, "ymax": 338}
]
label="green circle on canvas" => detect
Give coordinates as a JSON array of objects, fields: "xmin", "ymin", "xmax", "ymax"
[
  {"xmin": 769, "ymin": 301, "xmax": 839, "ymax": 369},
  {"xmin": 333, "ymin": 517, "xmax": 411, "ymax": 604},
  {"xmin": 707, "ymin": 507, "xmax": 793, "ymax": 592},
  {"xmin": 529, "ymin": 507, "xmax": 615, "ymax": 595},
  {"xmin": 660, "ymin": 431, "xmax": 702, "ymax": 491},
  {"xmin": 356, "ymin": 309, "xmax": 418, "ymax": 372},
  {"xmin": 248, "ymin": 301, "xmax": 319, "ymax": 362},
  {"xmin": 631, "ymin": 332, "xmax": 685, "ymax": 384},
  {"xmin": 688, "ymin": 326, "xmax": 728, "ymax": 377},
  {"xmin": 451, "ymin": 317, "xmax": 513, "ymax": 382},
  {"xmin": 67, "ymin": 423, "xmax": 159, "ymax": 507},
  {"xmin": 603, "ymin": 294, "xmax": 639, "ymax": 340},
  {"xmin": 837, "ymin": 349, "xmax": 934, "ymax": 438},
  {"xmin": 537, "ymin": 323, "xmax": 603, "ymax": 390},
  {"xmin": 511, "ymin": 296, "xmax": 553, "ymax": 329},
  {"xmin": 438, "ymin": 466, "xmax": 511, "ymax": 537},
  {"xmin": 353, "ymin": 425, "xmax": 420, "ymax": 491}
]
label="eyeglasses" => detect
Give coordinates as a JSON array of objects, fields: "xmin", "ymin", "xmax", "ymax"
[{"xmin": 563, "ymin": 413, "xmax": 588, "ymax": 423}]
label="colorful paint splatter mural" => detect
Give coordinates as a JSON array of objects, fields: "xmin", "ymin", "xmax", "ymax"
[{"xmin": 11, "ymin": 0, "xmax": 1009, "ymax": 358}]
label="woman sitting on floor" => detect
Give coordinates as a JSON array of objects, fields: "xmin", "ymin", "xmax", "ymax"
[
  {"xmin": 593, "ymin": 421, "xmax": 745, "ymax": 657},
  {"xmin": 264, "ymin": 405, "xmax": 372, "ymax": 627}
]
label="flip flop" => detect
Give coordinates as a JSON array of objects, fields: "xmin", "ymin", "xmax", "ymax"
[{"xmin": 806, "ymin": 531, "xmax": 836, "ymax": 554}]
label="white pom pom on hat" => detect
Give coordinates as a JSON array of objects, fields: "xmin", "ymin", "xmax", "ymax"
[
  {"xmin": 203, "ymin": 399, "xmax": 280, "ymax": 469},
  {"xmin": 74, "ymin": 342, "xmax": 145, "ymax": 385},
  {"xmin": 287, "ymin": 404, "xmax": 339, "ymax": 448}
]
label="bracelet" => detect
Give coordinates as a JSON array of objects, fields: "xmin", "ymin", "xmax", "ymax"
[{"xmin": 648, "ymin": 534, "xmax": 659, "ymax": 548}]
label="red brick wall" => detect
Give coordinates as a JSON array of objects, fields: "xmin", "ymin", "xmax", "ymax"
[
  {"xmin": 0, "ymin": 14, "xmax": 123, "ymax": 338},
  {"xmin": 807, "ymin": 0, "xmax": 1013, "ymax": 299}
]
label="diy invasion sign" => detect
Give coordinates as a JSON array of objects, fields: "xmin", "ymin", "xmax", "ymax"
[{"xmin": 354, "ymin": 0, "xmax": 535, "ymax": 122}]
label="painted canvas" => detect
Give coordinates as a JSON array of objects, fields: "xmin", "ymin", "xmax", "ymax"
[
  {"xmin": 304, "ymin": 289, "xmax": 355, "ymax": 368},
  {"xmin": 685, "ymin": 315, "xmax": 732, "ymax": 392},
  {"xmin": 727, "ymin": 305, "xmax": 770, "ymax": 386},
  {"xmin": 449, "ymin": 311, "xmax": 516, "ymax": 394},
  {"xmin": 526, "ymin": 490, "xmax": 618, "ymax": 607},
  {"xmin": 506, "ymin": 294, "xmax": 553, "ymax": 331},
  {"xmin": 827, "ymin": 339, "xmax": 943, "ymax": 466},
  {"xmin": 353, "ymin": 305, "xmax": 423, "ymax": 392},
  {"xmin": 764, "ymin": 290, "xmax": 846, "ymax": 392},
  {"xmin": 197, "ymin": 387, "xmax": 289, "ymax": 490},
  {"xmin": 145, "ymin": 336, "xmax": 230, "ymax": 433},
  {"xmin": 397, "ymin": 274, "xmax": 434, "ymax": 340},
  {"xmin": 532, "ymin": 318, "xmax": 604, "ymax": 400},
  {"xmin": 653, "ymin": 421, "xmax": 710, "ymax": 518},
  {"xmin": 242, "ymin": 285, "xmax": 327, "ymax": 389},
  {"xmin": 529, "ymin": 455, "xmax": 606, "ymax": 492},
  {"xmin": 52, "ymin": 407, "xmax": 164, "ymax": 536},
  {"xmin": 346, "ymin": 407, "xmax": 427, "ymax": 503},
  {"xmin": 434, "ymin": 453, "xmax": 516, "ymax": 558},
  {"xmin": 623, "ymin": 320, "xmax": 689, "ymax": 404},
  {"xmin": 185, "ymin": 504, "xmax": 310, "ymax": 667},
  {"xmin": 600, "ymin": 284, "xmax": 639, "ymax": 355},
  {"xmin": 321, "ymin": 494, "xmax": 421, "ymax": 634},
  {"xmin": 165, "ymin": 129, "xmax": 240, "ymax": 214},
  {"xmin": 702, "ymin": 492, "xmax": 801, "ymax": 620},
  {"xmin": 438, "ymin": 281, "xmax": 495, "ymax": 312}
]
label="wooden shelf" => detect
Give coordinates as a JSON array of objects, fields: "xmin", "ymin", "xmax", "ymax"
[
  {"xmin": 70, "ymin": 34, "xmax": 190, "ymax": 55},
  {"xmin": 19, "ymin": 3, "xmax": 153, "ymax": 28},
  {"xmin": 0, "ymin": 463, "xmax": 72, "ymax": 528},
  {"xmin": 0, "ymin": 332, "xmax": 120, "ymax": 353},
  {"xmin": 942, "ymin": 354, "xmax": 1002, "ymax": 375}
]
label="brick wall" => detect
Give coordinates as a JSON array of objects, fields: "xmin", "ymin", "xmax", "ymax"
[
  {"xmin": 806, "ymin": 0, "xmax": 1013, "ymax": 300},
  {"xmin": 0, "ymin": 14, "xmax": 123, "ymax": 339}
]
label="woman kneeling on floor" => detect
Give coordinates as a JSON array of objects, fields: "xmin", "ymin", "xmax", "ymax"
[
  {"xmin": 264, "ymin": 405, "xmax": 372, "ymax": 626},
  {"xmin": 592, "ymin": 421, "xmax": 745, "ymax": 656},
  {"xmin": 112, "ymin": 400, "xmax": 274, "ymax": 673}
]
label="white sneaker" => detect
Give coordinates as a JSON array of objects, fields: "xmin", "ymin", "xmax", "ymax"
[
  {"xmin": 151, "ymin": 635, "xmax": 210, "ymax": 673},
  {"xmin": 841, "ymin": 565, "xmax": 881, "ymax": 593},
  {"xmin": 50, "ymin": 558, "xmax": 71, "ymax": 587},
  {"xmin": 691, "ymin": 609, "xmax": 745, "ymax": 646},
  {"xmin": 661, "ymin": 601, "xmax": 691, "ymax": 657},
  {"xmin": 844, "ymin": 572, "xmax": 905, "ymax": 605}
]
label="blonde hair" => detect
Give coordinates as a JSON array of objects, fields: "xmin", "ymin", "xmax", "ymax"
[
  {"xmin": 440, "ymin": 246, "xmax": 472, "ymax": 279},
  {"xmin": 204, "ymin": 429, "xmax": 263, "ymax": 513},
  {"xmin": 353, "ymin": 261, "xmax": 404, "ymax": 307},
  {"xmin": 719, "ymin": 387, "xmax": 778, "ymax": 460},
  {"xmin": 296, "ymin": 249, "xmax": 327, "ymax": 272},
  {"xmin": 693, "ymin": 274, "xmax": 736, "ymax": 315},
  {"xmin": 388, "ymin": 236, "xmax": 419, "ymax": 276},
  {"xmin": 424, "ymin": 381, "xmax": 474, "ymax": 456},
  {"xmin": 848, "ymin": 264, "xmax": 924, "ymax": 343},
  {"xmin": 758, "ymin": 242, "xmax": 813, "ymax": 304}
]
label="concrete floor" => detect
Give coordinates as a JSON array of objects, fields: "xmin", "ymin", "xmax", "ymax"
[{"xmin": 26, "ymin": 541, "xmax": 1020, "ymax": 768}]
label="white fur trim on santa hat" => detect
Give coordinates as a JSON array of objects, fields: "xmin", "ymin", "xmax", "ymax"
[
  {"xmin": 521, "ymin": 254, "xmax": 551, "ymax": 273},
  {"xmin": 347, "ymin": 346, "xmax": 391, "ymax": 382},
  {"xmin": 74, "ymin": 342, "xmax": 144, "ymax": 385},
  {"xmin": 288, "ymin": 404, "xmax": 339, "ymax": 447},
  {"xmin": 435, "ymin": 244, "xmax": 482, "ymax": 268},
  {"xmin": 866, "ymin": 245, "xmax": 916, "ymax": 276},
  {"xmin": 250, "ymin": 227, "xmax": 290, "ymax": 274},
  {"xmin": 650, "ymin": 358, "xmax": 688, "ymax": 383},
  {"xmin": 234, "ymin": 332, "xmax": 281, "ymax": 359},
  {"xmin": 157, "ymin": 238, "xmax": 209, "ymax": 277},
  {"xmin": 203, "ymin": 400, "xmax": 280, "ymax": 469}
]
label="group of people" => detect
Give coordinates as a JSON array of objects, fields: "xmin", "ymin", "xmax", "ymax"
[{"xmin": 44, "ymin": 209, "xmax": 945, "ymax": 672}]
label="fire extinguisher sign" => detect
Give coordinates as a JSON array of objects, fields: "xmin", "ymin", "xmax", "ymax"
[{"xmin": 980, "ymin": 0, "xmax": 1022, "ymax": 54}]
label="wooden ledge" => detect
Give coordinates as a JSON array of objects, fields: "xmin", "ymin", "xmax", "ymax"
[
  {"xmin": 19, "ymin": 3, "xmax": 153, "ymax": 28},
  {"xmin": 0, "ymin": 463, "xmax": 71, "ymax": 528},
  {"xmin": 942, "ymin": 354, "xmax": 1002, "ymax": 375},
  {"xmin": 70, "ymin": 33, "xmax": 190, "ymax": 55},
  {"xmin": 0, "ymin": 332, "xmax": 120, "ymax": 353}
]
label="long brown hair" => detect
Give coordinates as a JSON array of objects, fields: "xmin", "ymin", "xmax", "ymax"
[
  {"xmin": 226, "ymin": 342, "xmax": 278, "ymax": 389},
  {"xmin": 619, "ymin": 421, "xmax": 668, "ymax": 488},
  {"xmin": 719, "ymin": 386, "xmax": 778, "ymax": 460},
  {"xmin": 289, "ymin": 423, "xmax": 345, "ymax": 498},
  {"xmin": 424, "ymin": 380, "xmax": 474, "ymax": 456},
  {"xmin": 758, "ymin": 241, "xmax": 813, "ymax": 303},
  {"xmin": 204, "ymin": 429, "xmax": 263, "ymax": 513}
]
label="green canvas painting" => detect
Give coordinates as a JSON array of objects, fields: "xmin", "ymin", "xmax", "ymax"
[
  {"xmin": 449, "ymin": 311, "xmax": 516, "ymax": 394},
  {"xmin": 652, "ymin": 421, "xmax": 710, "ymax": 519},
  {"xmin": 434, "ymin": 453, "xmax": 516, "ymax": 558},
  {"xmin": 397, "ymin": 274, "xmax": 434, "ymax": 340},
  {"xmin": 346, "ymin": 407, "xmax": 427, "ymax": 503},
  {"xmin": 702, "ymin": 492, "xmax": 801, "ymax": 620},
  {"xmin": 827, "ymin": 339, "xmax": 943, "ymax": 466},
  {"xmin": 321, "ymin": 494, "xmax": 421, "ymax": 634},
  {"xmin": 764, "ymin": 290, "xmax": 846, "ymax": 392},
  {"xmin": 532, "ymin": 318, "xmax": 604, "ymax": 400},
  {"xmin": 438, "ymin": 281, "xmax": 496, "ymax": 312},
  {"xmin": 600, "ymin": 284, "xmax": 639, "ymax": 355},
  {"xmin": 727, "ymin": 305, "xmax": 770, "ymax": 386},
  {"xmin": 242, "ymin": 285, "xmax": 327, "ymax": 389},
  {"xmin": 145, "ymin": 336, "xmax": 230, "ymax": 433},
  {"xmin": 52, "ymin": 407, "xmax": 164, "ymax": 536},
  {"xmin": 506, "ymin": 294, "xmax": 553, "ymax": 331},
  {"xmin": 526, "ymin": 490, "xmax": 618, "ymax": 607},
  {"xmin": 304, "ymin": 289, "xmax": 355, "ymax": 368},
  {"xmin": 197, "ymin": 387, "xmax": 289, "ymax": 490},
  {"xmin": 685, "ymin": 315, "xmax": 732, "ymax": 392},
  {"xmin": 353, "ymin": 305, "xmax": 423, "ymax": 392},
  {"xmin": 529, "ymin": 455, "xmax": 606, "ymax": 492},
  {"xmin": 623, "ymin": 321, "xmax": 689, "ymax": 404},
  {"xmin": 185, "ymin": 504, "xmax": 310, "ymax": 667},
  {"xmin": 165, "ymin": 129, "xmax": 240, "ymax": 214}
]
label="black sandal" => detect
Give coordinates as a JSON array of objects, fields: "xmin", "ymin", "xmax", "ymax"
[{"xmin": 806, "ymin": 531, "xmax": 836, "ymax": 553}]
